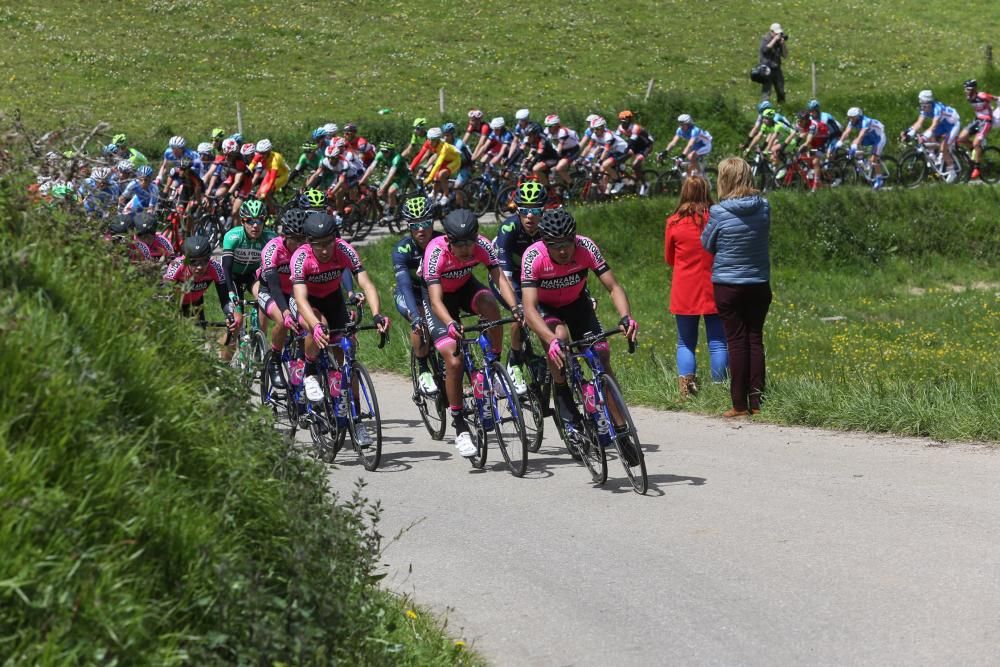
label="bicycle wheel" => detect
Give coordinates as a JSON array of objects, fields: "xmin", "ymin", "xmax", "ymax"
[
  {"xmin": 896, "ymin": 151, "xmax": 926, "ymax": 188},
  {"xmin": 466, "ymin": 396, "xmax": 489, "ymax": 470},
  {"xmin": 952, "ymin": 149, "xmax": 972, "ymax": 183},
  {"xmin": 979, "ymin": 146, "xmax": 1000, "ymax": 184},
  {"xmin": 346, "ymin": 362, "xmax": 382, "ymax": 471},
  {"xmin": 488, "ymin": 361, "xmax": 528, "ymax": 477},
  {"xmin": 308, "ymin": 375, "xmax": 339, "ymax": 462},
  {"xmin": 876, "ymin": 155, "xmax": 898, "ymax": 186},
  {"xmin": 577, "ymin": 412, "xmax": 608, "ymax": 485},
  {"xmin": 655, "ymin": 171, "xmax": 682, "ymax": 197},
  {"xmin": 637, "ymin": 169, "xmax": 657, "ymax": 198},
  {"xmin": 410, "ymin": 349, "xmax": 447, "ymax": 440},
  {"xmin": 702, "ymin": 166, "xmax": 718, "ymax": 189},
  {"xmin": 597, "ymin": 373, "xmax": 646, "ymax": 494},
  {"xmin": 250, "ymin": 329, "xmax": 267, "ymax": 381},
  {"xmin": 494, "ymin": 184, "xmax": 517, "ymax": 223},
  {"xmin": 466, "ymin": 177, "xmax": 494, "ymax": 217},
  {"xmin": 259, "ymin": 350, "xmax": 293, "ymax": 432}
]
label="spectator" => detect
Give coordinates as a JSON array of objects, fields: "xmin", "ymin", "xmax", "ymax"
[
  {"xmin": 759, "ymin": 22, "xmax": 788, "ymax": 103},
  {"xmin": 701, "ymin": 157, "xmax": 772, "ymax": 418},
  {"xmin": 664, "ymin": 176, "xmax": 728, "ymax": 398}
]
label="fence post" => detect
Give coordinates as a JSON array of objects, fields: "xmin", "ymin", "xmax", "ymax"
[
  {"xmin": 811, "ymin": 62, "xmax": 817, "ymax": 98},
  {"xmin": 236, "ymin": 102, "xmax": 243, "ymax": 135},
  {"xmin": 986, "ymin": 45, "xmax": 994, "ymax": 69},
  {"xmin": 439, "ymin": 88, "xmax": 445, "ymax": 115},
  {"xmin": 644, "ymin": 79, "xmax": 654, "ymax": 102}
]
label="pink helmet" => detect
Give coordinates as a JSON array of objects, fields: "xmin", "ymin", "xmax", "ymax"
[
  {"xmin": 240, "ymin": 142, "xmax": 256, "ymax": 158},
  {"xmin": 468, "ymin": 109, "xmax": 484, "ymax": 119},
  {"xmin": 221, "ymin": 138, "xmax": 238, "ymax": 154}
]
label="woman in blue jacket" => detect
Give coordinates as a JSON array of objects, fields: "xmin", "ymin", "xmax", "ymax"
[{"xmin": 700, "ymin": 157, "xmax": 772, "ymax": 417}]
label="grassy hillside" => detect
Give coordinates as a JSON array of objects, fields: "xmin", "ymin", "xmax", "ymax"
[{"xmin": 3, "ymin": 0, "xmax": 999, "ymax": 150}]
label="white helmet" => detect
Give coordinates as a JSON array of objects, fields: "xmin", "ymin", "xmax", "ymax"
[
  {"xmin": 116, "ymin": 159, "xmax": 134, "ymax": 173},
  {"xmin": 677, "ymin": 114, "xmax": 693, "ymax": 124},
  {"xmin": 468, "ymin": 109, "xmax": 484, "ymax": 119},
  {"xmin": 589, "ymin": 116, "xmax": 607, "ymax": 129},
  {"xmin": 918, "ymin": 90, "xmax": 934, "ymax": 103},
  {"xmin": 515, "ymin": 108, "xmax": 530, "ymax": 121},
  {"xmin": 221, "ymin": 138, "xmax": 239, "ymax": 154},
  {"xmin": 196, "ymin": 142, "xmax": 213, "ymax": 155},
  {"xmin": 255, "ymin": 139, "xmax": 272, "ymax": 153},
  {"xmin": 544, "ymin": 114, "xmax": 560, "ymax": 127},
  {"xmin": 168, "ymin": 135, "xmax": 186, "ymax": 149},
  {"xmin": 240, "ymin": 142, "xmax": 256, "ymax": 157},
  {"xmin": 92, "ymin": 167, "xmax": 112, "ymax": 181},
  {"xmin": 324, "ymin": 144, "xmax": 342, "ymax": 159},
  {"xmin": 490, "ymin": 116, "xmax": 506, "ymax": 130},
  {"xmin": 585, "ymin": 113, "xmax": 599, "ymax": 124},
  {"xmin": 426, "ymin": 127, "xmax": 443, "ymax": 140},
  {"xmin": 323, "ymin": 123, "xmax": 339, "ymax": 135},
  {"xmin": 846, "ymin": 107, "xmax": 862, "ymax": 118}
]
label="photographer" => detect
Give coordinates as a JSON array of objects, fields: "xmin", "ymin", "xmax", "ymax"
[{"xmin": 759, "ymin": 22, "xmax": 789, "ymax": 103}]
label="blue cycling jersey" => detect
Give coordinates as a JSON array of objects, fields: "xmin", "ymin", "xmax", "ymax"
[
  {"xmin": 920, "ymin": 102, "xmax": 960, "ymax": 126},
  {"xmin": 675, "ymin": 125, "xmax": 713, "ymax": 142},
  {"xmin": 160, "ymin": 147, "xmax": 199, "ymax": 165},
  {"xmin": 78, "ymin": 178, "xmax": 120, "ymax": 214},
  {"xmin": 121, "ymin": 179, "xmax": 160, "ymax": 211},
  {"xmin": 493, "ymin": 214, "xmax": 541, "ymax": 290}
]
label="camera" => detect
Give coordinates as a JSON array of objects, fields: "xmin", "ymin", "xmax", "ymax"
[{"xmin": 780, "ymin": 32, "xmax": 789, "ymax": 41}]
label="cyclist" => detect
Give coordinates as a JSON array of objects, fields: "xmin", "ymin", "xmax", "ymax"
[
  {"xmin": 248, "ymin": 139, "xmax": 290, "ymax": 214},
  {"xmin": 475, "ymin": 117, "xmax": 514, "ymax": 169},
  {"xmin": 420, "ymin": 209, "xmax": 520, "ymax": 458},
  {"xmin": 289, "ymin": 134, "xmax": 324, "ymax": 185},
  {"xmin": 902, "ymin": 90, "xmax": 961, "ymax": 183},
  {"xmin": 342, "ymin": 122, "xmax": 376, "ymax": 167},
  {"xmin": 542, "ymin": 115, "xmax": 580, "ymax": 190},
  {"xmin": 392, "ymin": 197, "xmax": 444, "ymax": 395},
  {"xmin": 587, "ymin": 116, "xmax": 630, "ymax": 195},
  {"xmin": 958, "ymin": 79, "xmax": 998, "ymax": 180},
  {"xmin": 204, "ymin": 138, "xmax": 252, "ymax": 220},
  {"xmin": 519, "ymin": 208, "xmax": 639, "ymax": 463},
  {"xmin": 155, "ymin": 136, "xmax": 198, "ymax": 186},
  {"xmin": 743, "ymin": 101, "xmax": 793, "ymax": 150},
  {"xmin": 106, "ymin": 216, "xmax": 152, "ymax": 263},
  {"xmin": 132, "ymin": 211, "xmax": 174, "ymax": 262},
  {"xmin": 290, "ymin": 211, "xmax": 390, "ymax": 447},
  {"xmin": 492, "ymin": 181, "xmax": 549, "ymax": 394},
  {"xmin": 119, "ymin": 165, "xmax": 159, "ymax": 213},
  {"xmin": 78, "ymin": 167, "xmax": 120, "ymax": 218},
  {"xmin": 402, "ymin": 117, "xmax": 429, "ymax": 159},
  {"xmin": 415, "ymin": 127, "xmax": 463, "ymax": 207},
  {"xmin": 746, "ymin": 108, "xmax": 795, "ymax": 167},
  {"xmin": 441, "ymin": 122, "xmax": 474, "ymax": 191},
  {"xmin": 806, "ymin": 100, "xmax": 843, "ymax": 157},
  {"xmin": 360, "ymin": 140, "xmax": 412, "ymax": 223},
  {"xmin": 195, "ymin": 143, "xmax": 215, "ymax": 182},
  {"xmin": 310, "ymin": 142, "xmax": 365, "ymax": 213},
  {"xmin": 793, "ymin": 110, "xmax": 831, "ymax": 191},
  {"xmin": 523, "ymin": 123, "xmax": 560, "ymax": 187},
  {"xmin": 296, "ymin": 187, "xmax": 329, "ymax": 214},
  {"xmin": 839, "ymin": 107, "xmax": 887, "ymax": 190},
  {"xmin": 162, "ymin": 235, "xmax": 238, "ymax": 334},
  {"xmin": 662, "ymin": 114, "xmax": 712, "ymax": 176},
  {"xmin": 114, "ymin": 159, "xmax": 135, "ymax": 188},
  {"xmin": 223, "ymin": 199, "xmax": 277, "ymax": 309},
  {"xmin": 463, "ymin": 109, "xmax": 491, "ymax": 155},
  {"xmin": 167, "ymin": 157, "xmax": 207, "ymax": 231},
  {"xmin": 209, "ymin": 128, "xmax": 226, "ymax": 154},
  {"xmin": 111, "ymin": 133, "xmax": 148, "ymax": 168},
  {"xmin": 615, "ymin": 110, "xmax": 655, "ymax": 190},
  {"xmin": 576, "ymin": 113, "xmax": 603, "ymax": 159},
  {"xmin": 257, "ymin": 208, "xmax": 309, "ymax": 389},
  {"xmin": 506, "ymin": 108, "xmax": 533, "ymax": 165}
]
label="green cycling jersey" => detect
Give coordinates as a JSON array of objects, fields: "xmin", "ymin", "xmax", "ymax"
[{"xmin": 222, "ymin": 225, "xmax": 277, "ymax": 276}]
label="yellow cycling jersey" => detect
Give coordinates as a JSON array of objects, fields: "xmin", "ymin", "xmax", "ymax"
[
  {"xmin": 250, "ymin": 151, "xmax": 290, "ymax": 180},
  {"xmin": 425, "ymin": 142, "xmax": 462, "ymax": 183}
]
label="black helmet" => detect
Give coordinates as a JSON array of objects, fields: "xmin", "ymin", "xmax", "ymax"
[
  {"xmin": 442, "ymin": 209, "xmax": 479, "ymax": 242},
  {"xmin": 178, "ymin": 157, "xmax": 193, "ymax": 170},
  {"xmin": 182, "ymin": 235, "xmax": 213, "ymax": 259},
  {"xmin": 107, "ymin": 215, "xmax": 132, "ymax": 236},
  {"xmin": 303, "ymin": 211, "xmax": 339, "ymax": 239},
  {"xmin": 539, "ymin": 208, "xmax": 576, "ymax": 239},
  {"xmin": 281, "ymin": 208, "xmax": 308, "ymax": 237},
  {"xmin": 132, "ymin": 212, "xmax": 157, "ymax": 235},
  {"xmin": 964, "ymin": 79, "xmax": 978, "ymax": 89}
]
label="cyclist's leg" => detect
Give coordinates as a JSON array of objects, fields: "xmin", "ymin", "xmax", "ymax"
[
  {"xmin": 469, "ymin": 280, "xmax": 502, "ymax": 354},
  {"xmin": 421, "ymin": 287, "xmax": 466, "ymax": 434}
]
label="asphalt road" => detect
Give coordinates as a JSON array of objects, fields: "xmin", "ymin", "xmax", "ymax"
[{"xmin": 323, "ymin": 371, "xmax": 1000, "ymax": 666}]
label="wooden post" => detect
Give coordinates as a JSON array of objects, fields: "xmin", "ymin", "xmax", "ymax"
[
  {"xmin": 645, "ymin": 79, "xmax": 654, "ymax": 102},
  {"xmin": 811, "ymin": 62, "xmax": 817, "ymax": 98},
  {"xmin": 439, "ymin": 88, "xmax": 445, "ymax": 115},
  {"xmin": 236, "ymin": 102, "xmax": 243, "ymax": 135},
  {"xmin": 986, "ymin": 45, "xmax": 994, "ymax": 68}
]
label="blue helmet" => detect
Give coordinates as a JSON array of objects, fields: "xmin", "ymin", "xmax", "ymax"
[
  {"xmin": 229, "ymin": 132, "xmax": 244, "ymax": 145},
  {"xmin": 441, "ymin": 122, "xmax": 457, "ymax": 134},
  {"xmin": 311, "ymin": 126, "xmax": 326, "ymax": 141},
  {"xmin": 807, "ymin": 99, "xmax": 821, "ymax": 111},
  {"xmin": 757, "ymin": 100, "xmax": 773, "ymax": 113},
  {"xmin": 103, "ymin": 143, "xmax": 118, "ymax": 155}
]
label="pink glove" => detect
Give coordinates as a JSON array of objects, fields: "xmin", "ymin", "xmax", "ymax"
[
  {"xmin": 312, "ymin": 323, "xmax": 328, "ymax": 346},
  {"xmin": 547, "ymin": 338, "xmax": 563, "ymax": 362},
  {"xmin": 283, "ymin": 312, "xmax": 298, "ymax": 332},
  {"xmin": 447, "ymin": 320, "xmax": 462, "ymax": 341}
]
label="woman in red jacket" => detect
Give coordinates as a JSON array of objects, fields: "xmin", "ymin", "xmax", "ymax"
[{"xmin": 664, "ymin": 176, "xmax": 728, "ymax": 397}]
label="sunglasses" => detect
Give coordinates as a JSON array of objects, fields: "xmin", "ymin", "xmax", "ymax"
[
  {"xmin": 408, "ymin": 221, "xmax": 432, "ymax": 231},
  {"xmin": 517, "ymin": 207, "xmax": 543, "ymax": 217},
  {"xmin": 244, "ymin": 218, "xmax": 265, "ymax": 227},
  {"xmin": 544, "ymin": 238, "xmax": 574, "ymax": 250}
]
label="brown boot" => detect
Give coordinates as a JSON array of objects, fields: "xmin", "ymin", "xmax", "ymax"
[
  {"xmin": 684, "ymin": 374, "xmax": 699, "ymax": 396},
  {"xmin": 678, "ymin": 376, "xmax": 691, "ymax": 398}
]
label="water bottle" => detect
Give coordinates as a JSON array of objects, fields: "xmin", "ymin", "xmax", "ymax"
[
  {"xmin": 327, "ymin": 369, "xmax": 342, "ymax": 398},
  {"xmin": 378, "ymin": 108, "xmax": 392, "ymax": 115},
  {"xmin": 472, "ymin": 370, "xmax": 485, "ymax": 400},
  {"xmin": 289, "ymin": 359, "xmax": 305, "ymax": 386},
  {"xmin": 582, "ymin": 381, "xmax": 597, "ymax": 414}
]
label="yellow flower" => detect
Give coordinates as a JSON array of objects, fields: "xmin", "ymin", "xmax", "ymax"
[
  {"xmin": 454, "ymin": 640, "xmax": 466, "ymax": 650},
  {"xmin": 405, "ymin": 609, "xmax": 417, "ymax": 620}
]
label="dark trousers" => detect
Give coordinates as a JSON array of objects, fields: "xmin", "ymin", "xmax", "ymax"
[
  {"xmin": 713, "ymin": 282, "xmax": 772, "ymax": 411},
  {"xmin": 760, "ymin": 66, "xmax": 785, "ymax": 103}
]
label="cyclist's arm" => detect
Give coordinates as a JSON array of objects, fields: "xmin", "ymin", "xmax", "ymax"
[
  {"xmin": 262, "ymin": 268, "xmax": 290, "ymax": 313},
  {"xmin": 379, "ymin": 165, "xmax": 397, "ymax": 192},
  {"xmin": 664, "ymin": 135, "xmax": 679, "ymax": 153},
  {"xmin": 595, "ymin": 269, "xmax": 631, "ymax": 322},
  {"xmin": 683, "ymin": 137, "xmax": 695, "ymax": 155},
  {"xmin": 221, "ymin": 253, "xmax": 239, "ymax": 297},
  {"xmin": 304, "ymin": 165, "xmax": 325, "ymax": 189},
  {"xmin": 292, "ymin": 283, "xmax": 321, "ymax": 332},
  {"xmin": 909, "ymin": 114, "xmax": 926, "ymax": 134},
  {"xmin": 520, "ymin": 286, "xmax": 553, "ymax": 345},
  {"xmin": 393, "ymin": 257, "xmax": 422, "ymax": 324},
  {"xmin": 360, "ymin": 159, "xmax": 377, "ymax": 185},
  {"xmin": 353, "ymin": 269, "xmax": 383, "ymax": 321},
  {"xmin": 853, "ymin": 127, "xmax": 868, "ymax": 147},
  {"xmin": 487, "ymin": 265, "xmax": 518, "ymax": 311}
]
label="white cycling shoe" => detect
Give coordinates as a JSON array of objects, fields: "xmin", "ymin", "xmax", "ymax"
[
  {"xmin": 354, "ymin": 423, "xmax": 373, "ymax": 449},
  {"xmin": 303, "ymin": 375, "xmax": 324, "ymax": 402},
  {"xmin": 454, "ymin": 431, "xmax": 477, "ymax": 458},
  {"xmin": 506, "ymin": 364, "xmax": 528, "ymax": 395},
  {"xmin": 418, "ymin": 371, "xmax": 437, "ymax": 395}
]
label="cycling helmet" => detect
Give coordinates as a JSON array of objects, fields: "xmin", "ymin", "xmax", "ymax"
[
  {"xmin": 539, "ymin": 208, "xmax": 576, "ymax": 239},
  {"xmin": 964, "ymin": 79, "xmax": 978, "ymax": 89},
  {"xmin": 324, "ymin": 144, "xmax": 342, "ymax": 159},
  {"xmin": 585, "ymin": 113, "xmax": 599, "ymax": 124},
  {"xmin": 211, "ymin": 127, "xmax": 225, "ymax": 140},
  {"xmin": 229, "ymin": 132, "xmax": 244, "ymax": 144},
  {"xmin": 168, "ymin": 135, "xmax": 186, "ymax": 149},
  {"xmin": 757, "ymin": 100, "xmax": 773, "ymax": 113},
  {"xmin": 468, "ymin": 109, "xmax": 484, "ymax": 119},
  {"xmin": 240, "ymin": 199, "xmax": 266, "ymax": 220},
  {"xmin": 677, "ymin": 114, "xmax": 692, "ymax": 124},
  {"xmin": 761, "ymin": 109, "xmax": 776, "ymax": 121},
  {"xmin": 323, "ymin": 122, "xmax": 339, "ymax": 135},
  {"xmin": 177, "ymin": 157, "xmax": 194, "ymax": 170},
  {"xmin": 490, "ymin": 116, "xmax": 506, "ymax": 130},
  {"xmin": 515, "ymin": 181, "xmax": 547, "ymax": 206},
  {"xmin": 796, "ymin": 110, "xmax": 811, "ymax": 125},
  {"xmin": 301, "ymin": 141, "xmax": 318, "ymax": 152},
  {"xmin": 807, "ymin": 99, "xmax": 821, "ymax": 111},
  {"xmin": 303, "ymin": 211, "xmax": 339, "ymax": 239},
  {"xmin": 427, "ymin": 127, "xmax": 443, "ymax": 140},
  {"xmin": 196, "ymin": 142, "xmax": 213, "ymax": 155},
  {"xmin": 412, "ymin": 117, "xmax": 428, "ymax": 129},
  {"xmin": 526, "ymin": 122, "xmax": 542, "ymax": 136},
  {"xmin": 343, "ymin": 122, "xmax": 357, "ymax": 133},
  {"xmin": 310, "ymin": 127, "xmax": 326, "ymax": 141},
  {"xmin": 301, "ymin": 188, "xmax": 327, "ymax": 209},
  {"xmin": 378, "ymin": 140, "xmax": 396, "ymax": 152},
  {"xmin": 281, "ymin": 208, "xmax": 309, "ymax": 236},
  {"xmin": 255, "ymin": 138, "xmax": 272, "ymax": 153},
  {"xmin": 589, "ymin": 116, "xmax": 607, "ymax": 129},
  {"xmin": 442, "ymin": 209, "xmax": 479, "ymax": 242},
  {"xmin": 846, "ymin": 107, "xmax": 863, "ymax": 118},
  {"xmin": 441, "ymin": 122, "xmax": 457, "ymax": 134},
  {"xmin": 133, "ymin": 212, "xmax": 157, "ymax": 235},
  {"xmin": 103, "ymin": 143, "xmax": 118, "ymax": 155},
  {"xmin": 402, "ymin": 196, "xmax": 431, "ymax": 221},
  {"xmin": 183, "ymin": 235, "xmax": 213, "ymax": 259},
  {"xmin": 136, "ymin": 165, "xmax": 154, "ymax": 178},
  {"xmin": 240, "ymin": 142, "xmax": 256, "ymax": 158},
  {"xmin": 515, "ymin": 108, "xmax": 530, "ymax": 121},
  {"xmin": 544, "ymin": 114, "xmax": 560, "ymax": 127},
  {"xmin": 618, "ymin": 109, "xmax": 635, "ymax": 122},
  {"xmin": 108, "ymin": 216, "xmax": 132, "ymax": 236},
  {"xmin": 45, "ymin": 151, "xmax": 60, "ymax": 163},
  {"xmin": 117, "ymin": 159, "xmax": 134, "ymax": 173},
  {"xmin": 92, "ymin": 167, "xmax": 112, "ymax": 181},
  {"xmin": 112, "ymin": 133, "xmax": 127, "ymax": 146},
  {"xmin": 221, "ymin": 138, "xmax": 239, "ymax": 154},
  {"xmin": 918, "ymin": 90, "xmax": 934, "ymax": 103}
]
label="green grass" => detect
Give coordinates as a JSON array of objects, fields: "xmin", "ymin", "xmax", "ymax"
[
  {"xmin": 3, "ymin": 0, "xmax": 1000, "ymax": 157},
  {"xmin": 356, "ymin": 187, "xmax": 1000, "ymax": 442},
  {"xmin": 0, "ymin": 175, "xmax": 479, "ymax": 663}
]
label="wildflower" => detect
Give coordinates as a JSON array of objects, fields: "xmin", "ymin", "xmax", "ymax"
[{"xmin": 405, "ymin": 609, "xmax": 417, "ymax": 620}]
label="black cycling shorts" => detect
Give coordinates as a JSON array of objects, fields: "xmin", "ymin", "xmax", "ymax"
[
  {"xmin": 290, "ymin": 290, "xmax": 350, "ymax": 332},
  {"xmin": 421, "ymin": 278, "xmax": 493, "ymax": 349},
  {"xmin": 535, "ymin": 293, "xmax": 602, "ymax": 341}
]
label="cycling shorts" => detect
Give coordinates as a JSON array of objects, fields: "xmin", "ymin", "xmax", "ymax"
[
  {"xmin": 560, "ymin": 145, "xmax": 581, "ymax": 160},
  {"xmin": 535, "ymin": 293, "xmax": 604, "ymax": 343},
  {"xmin": 232, "ymin": 272, "xmax": 258, "ymax": 300},
  {"xmin": 963, "ymin": 119, "xmax": 993, "ymax": 140},
  {"xmin": 690, "ymin": 140, "xmax": 712, "ymax": 157},
  {"xmin": 420, "ymin": 277, "xmax": 493, "ymax": 351},
  {"xmin": 455, "ymin": 168, "xmax": 471, "ymax": 187},
  {"xmin": 860, "ymin": 132, "xmax": 887, "ymax": 156},
  {"xmin": 290, "ymin": 290, "xmax": 349, "ymax": 331},
  {"xmin": 608, "ymin": 151, "xmax": 630, "ymax": 166},
  {"xmin": 931, "ymin": 122, "xmax": 960, "ymax": 143},
  {"xmin": 256, "ymin": 285, "xmax": 290, "ymax": 317}
]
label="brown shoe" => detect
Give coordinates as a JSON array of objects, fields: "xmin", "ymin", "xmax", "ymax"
[
  {"xmin": 750, "ymin": 408, "xmax": 761, "ymax": 415},
  {"xmin": 685, "ymin": 374, "xmax": 699, "ymax": 396},
  {"xmin": 678, "ymin": 376, "xmax": 691, "ymax": 398},
  {"xmin": 722, "ymin": 408, "xmax": 749, "ymax": 418}
]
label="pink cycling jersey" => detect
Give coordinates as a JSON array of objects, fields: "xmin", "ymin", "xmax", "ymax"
[
  {"xmin": 968, "ymin": 92, "xmax": 998, "ymax": 121},
  {"xmin": 258, "ymin": 236, "xmax": 295, "ymax": 293},
  {"xmin": 290, "ymin": 239, "xmax": 363, "ymax": 298},
  {"xmin": 420, "ymin": 235, "xmax": 499, "ymax": 293},
  {"xmin": 520, "ymin": 236, "xmax": 610, "ymax": 308},
  {"xmin": 163, "ymin": 257, "xmax": 226, "ymax": 305},
  {"xmin": 139, "ymin": 232, "xmax": 174, "ymax": 260}
]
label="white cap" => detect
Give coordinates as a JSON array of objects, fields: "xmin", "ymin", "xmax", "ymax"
[
  {"xmin": 490, "ymin": 116, "xmax": 506, "ymax": 130},
  {"xmin": 585, "ymin": 113, "xmax": 599, "ymax": 123},
  {"xmin": 846, "ymin": 107, "xmax": 862, "ymax": 118},
  {"xmin": 515, "ymin": 108, "xmax": 530, "ymax": 121},
  {"xmin": 255, "ymin": 138, "xmax": 272, "ymax": 153},
  {"xmin": 427, "ymin": 127, "xmax": 443, "ymax": 139},
  {"xmin": 770, "ymin": 23, "xmax": 782, "ymax": 33},
  {"xmin": 544, "ymin": 114, "xmax": 560, "ymax": 126}
]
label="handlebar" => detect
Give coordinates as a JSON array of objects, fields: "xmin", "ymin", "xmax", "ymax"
[{"xmin": 564, "ymin": 327, "xmax": 636, "ymax": 354}]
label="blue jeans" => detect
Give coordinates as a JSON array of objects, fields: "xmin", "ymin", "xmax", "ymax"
[{"xmin": 676, "ymin": 314, "xmax": 728, "ymax": 381}]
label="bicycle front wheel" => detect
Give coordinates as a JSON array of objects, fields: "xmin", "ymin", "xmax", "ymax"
[
  {"xmin": 597, "ymin": 373, "xmax": 646, "ymax": 494},
  {"xmin": 347, "ymin": 362, "xmax": 383, "ymax": 471},
  {"xmin": 488, "ymin": 361, "xmax": 528, "ymax": 477},
  {"xmin": 410, "ymin": 349, "xmax": 446, "ymax": 440},
  {"xmin": 979, "ymin": 146, "xmax": 1000, "ymax": 183},
  {"xmin": 896, "ymin": 151, "xmax": 926, "ymax": 188}
]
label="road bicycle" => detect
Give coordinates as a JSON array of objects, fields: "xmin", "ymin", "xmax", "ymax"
[
  {"xmin": 409, "ymin": 325, "xmax": 448, "ymax": 441},
  {"xmin": 653, "ymin": 154, "xmax": 716, "ymax": 196},
  {"xmin": 896, "ymin": 134, "xmax": 966, "ymax": 188},
  {"xmin": 953, "ymin": 138, "xmax": 1000, "ymax": 184},
  {"xmin": 825, "ymin": 146, "xmax": 898, "ymax": 188},
  {"xmin": 228, "ymin": 295, "xmax": 267, "ymax": 392}
]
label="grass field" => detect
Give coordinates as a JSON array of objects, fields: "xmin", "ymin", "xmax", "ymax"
[{"xmin": 2, "ymin": 0, "xmax": 999, "ymax": 148}]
